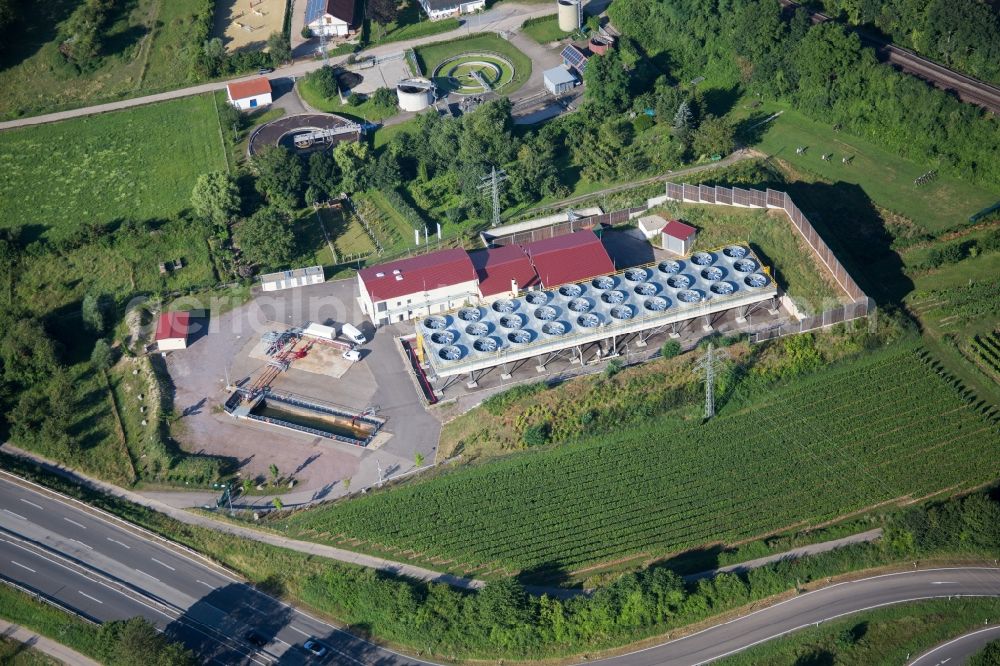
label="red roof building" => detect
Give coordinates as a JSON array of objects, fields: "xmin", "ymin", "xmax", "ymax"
[
  {"xmin": 661, "ymin": 220, "xmax": 698, "ymax": 255},
  {"xmin": 155, "ymin": 312, "xmax": 190, "ymax": 350},
  {"xmin": 521, "ymin": 230, "xmax": 616, "ymax": 288},
  {"xmin": 358, "ymin": 248, "xmax": 479, "ymax": 325},
  {"xmin": 226, "ymin": 78, "xmax": 273, "ymax": 110},
  {"xmin": 470, "ymin": 245, "xmax": 540, "ymax": 298}
]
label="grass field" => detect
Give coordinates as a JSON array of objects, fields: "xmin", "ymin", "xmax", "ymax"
[
  {"xmin": 0, "ymin": 583, "xmax": 99, "ymax": 661},
  {"xmin": 718, "ymin": 599, "xmax": 1000, "ymax": 666},
  {"xmin": 0, "ymin": 0, "xmax": 211, "ymax": 119},
  {"xmin": 414, "ymin": 34, "xmax": 532, "ymax": 95},
  {"xmin": 0, "ymin": 95, "xmax": 226, "ymax": 238},
  {"xmin": 278, "ymin": 344, "xmax": 1000, "ymax": 578},
  {"xmin": 753, "ymin": 106, "xmax": 1000, "ymax": 234},
  {"xmin": 521, "ymin": 16, "xmax": 572, "ymax": 44},
  {"xmin": 296, "ymin": 77, "xmax": 399, "ymax": 123},
  {"xmin": 365, "ymin": 1, "xmax": 460, "ymax": 45},
  {"xmin": 650, "ymin": 202, "xmax": 846, "ymax": 313}
]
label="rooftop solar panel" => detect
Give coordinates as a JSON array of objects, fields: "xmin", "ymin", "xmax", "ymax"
[
  {"xmin": 305, "ymin": 0, "xmax": 327, "ymax": 24},
  {"xmin": 561, "ymin": 45, "xmax": 588, "ymax": 72}
]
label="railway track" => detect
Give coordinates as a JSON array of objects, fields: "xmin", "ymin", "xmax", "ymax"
[{"xmin": 777, "ymin": 0, "xmax": 1000, "ymax": 113}]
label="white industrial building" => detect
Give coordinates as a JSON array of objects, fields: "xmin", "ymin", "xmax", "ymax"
[
  {"xmin": 226, "ymin": 78, "xmax": 273, "ymax": 111},
  {"xmin": 260, "ymin": 266, "xmax": 325, "ymax": 291},
  {"xmin": 543, "ymin": 66, "xmax": 578, "ymax": 95},
  {"xmin": 418, "ymin": 0, "xmax": 486, "ymax": 20}
]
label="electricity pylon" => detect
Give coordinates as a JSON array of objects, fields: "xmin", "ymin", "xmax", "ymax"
[
  {"xmin": 478, "ymin": 166, "xmax": 508, "ymax": 228},
  {"xmin": 693, "ymin": 342, "xmax": 729, "ymax": 420}
]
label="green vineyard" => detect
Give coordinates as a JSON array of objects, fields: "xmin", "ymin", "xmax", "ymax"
[
  {"xmin": 968, "ymin": 331, "xmax": 1000, "ymax": 382},
  {"xmin": 282, "ymin": 346, "xmax": 1000, "ymax": 576}
]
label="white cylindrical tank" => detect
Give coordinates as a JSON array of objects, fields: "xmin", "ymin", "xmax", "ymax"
[
  {"xmin": 397, "ymin": 78, "xmax": 434, "ymax": 112},
  {"xmin": 557, "ymin": 0, "xmax": 580, "ymax": 32}
]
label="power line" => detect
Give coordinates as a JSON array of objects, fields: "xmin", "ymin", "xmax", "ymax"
[{"xmin": 478, "ymin": 165, "xmax": 508, "ymax": 228}]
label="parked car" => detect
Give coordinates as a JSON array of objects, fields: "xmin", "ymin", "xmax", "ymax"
[
  {"xmin": 258, "ymin": 67, "xmax": 274, "ymax": 75},
  {"xmin": 244, "ymin": 630, "xmax": 268, "ymax": 648},
  {"xmin": 303, "ymin": 639, "xmax": 328, "ymax": 657},
  {"xmin": 343, "ymin": 349, "xmax": 361, "ymax": 362}
]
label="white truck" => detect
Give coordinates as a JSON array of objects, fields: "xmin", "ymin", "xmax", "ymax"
[{"xmin": 341, "ymin": 323, "xmax": 366, "ymax": 345}]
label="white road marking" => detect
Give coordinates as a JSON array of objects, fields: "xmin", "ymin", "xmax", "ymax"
[
  {"xmin": 930, "ymin": 581, "xmax": 957, "ymax": 584},
  {"xmin": 63, "ymin": 517, "xmax": 86, "ymax": 529},
  {"xmin": 19, "ymin": 499, "xmax": 43, "ymax": 510},
  {"xmin": 196, "ymin": 579, "xmax": 216, "ymax": 589},
  {"xmin": 273, "ymin": 637, "xmax": 290, "ymax": 647},
  {"xmin": 10, "ymin": 560, "xmax": 36, "ymax": 573},
  {"xmin": 151, "ymin": 557, "xmax": 175, "ymax": 571},
  {"xmin": 289, "ymin": 626, "xmax": 310, "ymax": 637},
  {"xmin": 3, "ymin": 509, "xmax": 26, "ymax": 520},
  {"xmin": 135, "ymin": 569, "xmax": 160, "ymax": 582},
  {"xmin": 68, "ymin": 539, "xmax": 92, "ymax": 550},
  {"xmin": 98, "ymin": 582, "xmax": 176, "ymax": 620},
  {"xmin": 78, "ymin": 591, "xmax": 103, "ymax": 604},
  {"xmin": 106, "ymin": 538, "xmax": 131, "ymax": 549}
]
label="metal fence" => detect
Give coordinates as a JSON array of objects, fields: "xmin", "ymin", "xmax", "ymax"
[{"xmin": 750, "ymin": 298, "xmax": 874, "ymax": 342}]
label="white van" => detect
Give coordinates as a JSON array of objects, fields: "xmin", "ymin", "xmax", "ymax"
[{"xmin": 341, "ymin": 323, "xmax": 366, "ymax": 345}]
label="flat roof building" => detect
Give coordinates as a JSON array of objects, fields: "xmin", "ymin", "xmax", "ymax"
[
  {"xmin": 418, "ymin": 0, "xmax": 486, "ymax": 20},
  {"xmin": 260, "ymin": 266, "xmax": 325, "ymax": 292},
  {"xmin": 543, "ymin": 66, "xmax": 578, "ymax": 95},
  {"xmin": 155, "ymin": 312, "xmax": 190, "ymax": 351}
]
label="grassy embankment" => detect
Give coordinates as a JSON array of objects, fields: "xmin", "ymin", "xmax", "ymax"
[
  {"xmin": 362, "ymin": 1, "xmax": 459, "ymax": 46},
  {"xmin": 521, "ymin": 15, "xmax": 573, "ymax": 44},
  {"xmin": 0, "ymin": 583, "xmax": 99, "ymax": 660},
  {"xmin": 0, "ymin": 0, "xmax": 212, "ymax": 120},
  {"xmin": 414, "ymin": 33, "xmax": 533, "ymax": 95}
]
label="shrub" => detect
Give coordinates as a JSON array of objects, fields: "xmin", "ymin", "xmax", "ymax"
[
  {"xmin": 482, "ymin": 382, "xmax": 546, "ymax": 415},
  {"xmin": 347, "ymin": 92, "xmax": 363, "ymax": 106},
  {"xmin": 661, "ymin": 340, "xmax": 682, "ymax": 358},
  {"xmin": 605, "ymin": 359, "xmax": 624, "ymax": 377},
  {"xmin": 522, "ymin": 423, "xmax": 550, "ymax": 447},
  {"xmin": 301, "ymin": 26, "xmax": 312, "ymax": 38}
]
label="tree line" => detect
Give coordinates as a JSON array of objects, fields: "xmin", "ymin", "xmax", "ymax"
[{"xmin": 607, "ymin": 0, "xmax": 1000, "ymax": 189}]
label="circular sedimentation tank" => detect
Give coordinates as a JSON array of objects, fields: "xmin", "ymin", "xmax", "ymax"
[{"xmin": 432, "ymin": 53, "xmax": 515, "ymax": 95}]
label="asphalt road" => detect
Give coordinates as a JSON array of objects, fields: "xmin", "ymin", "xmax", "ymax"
[
  {"xmin": 0, "ymin": 475, "xmax": 429, "ymax": 665},
  {"xmin": 910, "ymin": 624, "xmax": 1000, "ymax": 666}
]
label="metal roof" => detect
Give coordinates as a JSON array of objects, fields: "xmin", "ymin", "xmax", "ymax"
[
  {"xmin": 663, "ymin": 220, "xmax": 697, "ymax": 240},
  {"xmin": 155, "ymin": 312, "xmax": 190, "ymax": 341},
  {"xmin": 522, "ymin": 230, "xmax": 615, "ymax": 288},
  {"xmin": 260, "ymin": 265, "xmax": 324, "ymax": 283},
  {"xmin": 470, "ymin": 245, "xmax": 540, "ymax": 297},
  {"xmin": 420, "ymin": 245, "xmax": 776, "ymax": 376},
  {"xmin": 543, "ymin": 66, "xmax": 577, "ymax": 86},
  {"xmin": 360, "ymin": 248, "xmax": 477, "ymax": 302}
]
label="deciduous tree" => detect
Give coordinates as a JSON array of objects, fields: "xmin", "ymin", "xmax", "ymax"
[
  {"xmin": 235, "ymin": 207, "xmax": 295, "ymax": 267},
  {"xmin": 191, "ymin": 172, "xmax": 241, "ymax": 226}
]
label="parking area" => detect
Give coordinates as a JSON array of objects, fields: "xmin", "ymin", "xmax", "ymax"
[{"xmin": 164, "ymin": 278, "xmax": 439, "ymax": 501}]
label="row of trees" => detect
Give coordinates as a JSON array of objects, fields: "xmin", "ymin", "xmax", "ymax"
[{"xmin": 607, "ymin": 0, "xmax": 1000, "ymax": 188}]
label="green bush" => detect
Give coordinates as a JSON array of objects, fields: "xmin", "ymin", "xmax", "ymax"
[
  {"xmin": 522, "ymin": 423, "xmax": 550, "ymax": 447},
  {"xmin": 661, "ymin": 340, "xmax": 682, "ymax": 358}
]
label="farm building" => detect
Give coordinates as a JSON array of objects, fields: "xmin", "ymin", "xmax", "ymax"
[
  {"xmin": 419, "ymin": 0, "xmax": 486, "ymax": 20},
  {"xmin": 305, "ymin": 0, "xmax": 356, "ymax": 36},
  {"xmin": 661, "ymin": 220, "xmax": 698, "ymax": 255},
  {"xmin": 260, "ymin": 265, "xmax": 325, "ymax": 291},
  {"xmin": 358, "ymin": 248, "xmax": 479, "ymax": 326},
  {"xmin": 155, "ymin": 312, "xmax": 190, "ymax": 351},
  {"xmin": 226, "ymin": 77, "xmax": 272, "ymax": 110},
  {"xmin": 543, "ymin": 66, "xmax": 578, "ymax": 95}
]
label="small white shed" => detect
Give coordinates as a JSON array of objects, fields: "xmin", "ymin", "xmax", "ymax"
[
  {"xmin": 662, "ymin": 220, "xmax": 698, "ymax": 256},
  {"xmin": 261, "ymin": 266, "xmax": 325, "ymax": 292},
  {"xmin": 637, "ymin": 214, "xmax": 668, "ymax": 240},
  {"xmin": 543, "ymin": 66, "xmax": 578, "ymax": 95},
  {"xmin": 226, "ymin": 77, "xmax": 273, "ymax": 111}
]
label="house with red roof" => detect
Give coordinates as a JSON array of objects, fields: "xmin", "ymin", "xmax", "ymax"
[
  {"xmin": 306, "ymin": 0, "xmax": 357, "ymax": 37},
  {"xmin": 521, "ymin": 230, "xmax": 616, "ymax": 288},
  {"xmin": 155, "ymin": 312, "xmax": 190, "ymax": 351},
  {"xmin": 469, "ymin": 245, "xmax": 539, "ymax": 300},
  {"xmin": 357, "ymin": 248, "xmax": 479, "ymax": 325},
  {"xmin": 226, "ymin": 77, "xmax": 272, "ymax": 111}
]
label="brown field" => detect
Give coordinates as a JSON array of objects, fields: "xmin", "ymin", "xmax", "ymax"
[{"xmin": 214, "ymin": 0, "xmax": 286, "ymax": 52}]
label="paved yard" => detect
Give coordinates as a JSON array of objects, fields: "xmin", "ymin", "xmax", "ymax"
[{"xmin": 164, "ymin": 277, "xmax": 439, "ymax": 502}]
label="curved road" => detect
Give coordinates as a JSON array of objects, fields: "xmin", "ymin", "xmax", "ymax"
[
  {"xmin": 910, "ymin": 625, "xmax": 1000, "ymax": 666},
  {"xmin": 2, "ymin": 473, "xmax": 998, "ymax": 665}
]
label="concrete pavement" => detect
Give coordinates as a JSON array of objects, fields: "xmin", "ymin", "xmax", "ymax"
[
  {"xmin": 910, "ymin": 624, "xmax": 1000, "ymax": 666},
  {"xmin": 0, "ymin": 619, "xmax": 100, "ymax": 666},
  {"xmin": 0, "ymin": 3, "xmax": 558, "ymax": 131}
]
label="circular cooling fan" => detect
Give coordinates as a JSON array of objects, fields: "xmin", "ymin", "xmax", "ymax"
[
  {"xmin": 542, "ymin": 321, "xmax": 566, "ymax": 335},
  {"xmin": 678, "ymin": 289, "xmax": 702, "ymax": 303},
  {"xmin": 724, "ymin": 246, "xmax": 747, "ymax": 259},
  {"xmin": 423, "ymin": 315, "xmax": 447, "ymax": 330},
  {"xmin": 667, "ymin": 275, "xmax": 692, "ymax": 289},
  {"xmin": 644, "ymin": 296, "xmax": 669, "ymax": 311},
  {"xmin": 458, "ymin": 307, "xmax": 482, "ymax": 322},
  {"xmin": 568, "ymin": 297, "xmax": 592, "ymax": 313},
  {"xmin": 525, "ymin": 291, "xmax": 549, "ymax": 305},
  {"xmin": 533, "ymin": 305, "xmax": 558, "ymax": 321},
  {"xmin": 745, "ymin": 273, "xmax": 769, "ymax": 288},
  {"xmin": 578, "ymin": 313, "xmax": 601, "ymax": 327},
  {"xmin": 466, "ymin": 322, "xmax": 489, "ymax": 336},
  {"xmin": 625, "ymin": 268, "xmax": 650, "ymax": 282},
  {"xmin": 473, "ymin": 337, "xmax": 499, "ymax": 352},
  {"xmin": 592, "ymin": 276, "xmax": 615, "ymax": 290},
  {"xmin": 702, "ymin": 267, "xmax": 724, "ymax": 281},
  {"xmin": 559, "ymin": 284, "xmax": 583, "ymax": 298},
  {"xmin": 711, "ymin": 282, "xmax": 735, "ymax": 295},
  {"xmin": 692, "ymin": 252, "xmax": 714, "ymax": 266},
  {"xmin": 601, "ymin": 290, "xmax": 626, "ymax": 304},
  {"xmin": 610, "ymin": 305, "xmax": 634, "ymax": 320},
  {"xmin": 734, "ymin": 259, "xmax": 757, "ymax": 273},
  {"xmin": 500, "ymin": 314, "xmax": 525, "ymax": 329},
  {"xmin": 438, "ymin": 345, "xmax": 462, "ymax": 361},
  {"xmin": 658, "ymin": 260, "xmax": 681, "ymax": 274},
  {"xmin": 430, "ymin": 331, "xmax": 455, "ymax": 345},
  {"xmin": 634, "ymin": 283, "xmax": 657, "ymax": 296},
  {"xmin": 507, "ymin": 330, "xmax": 532, "ymax": 344},
  {"xmin": 492, "ymin": 299, "xmax": 516, "ymax": 313}
]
